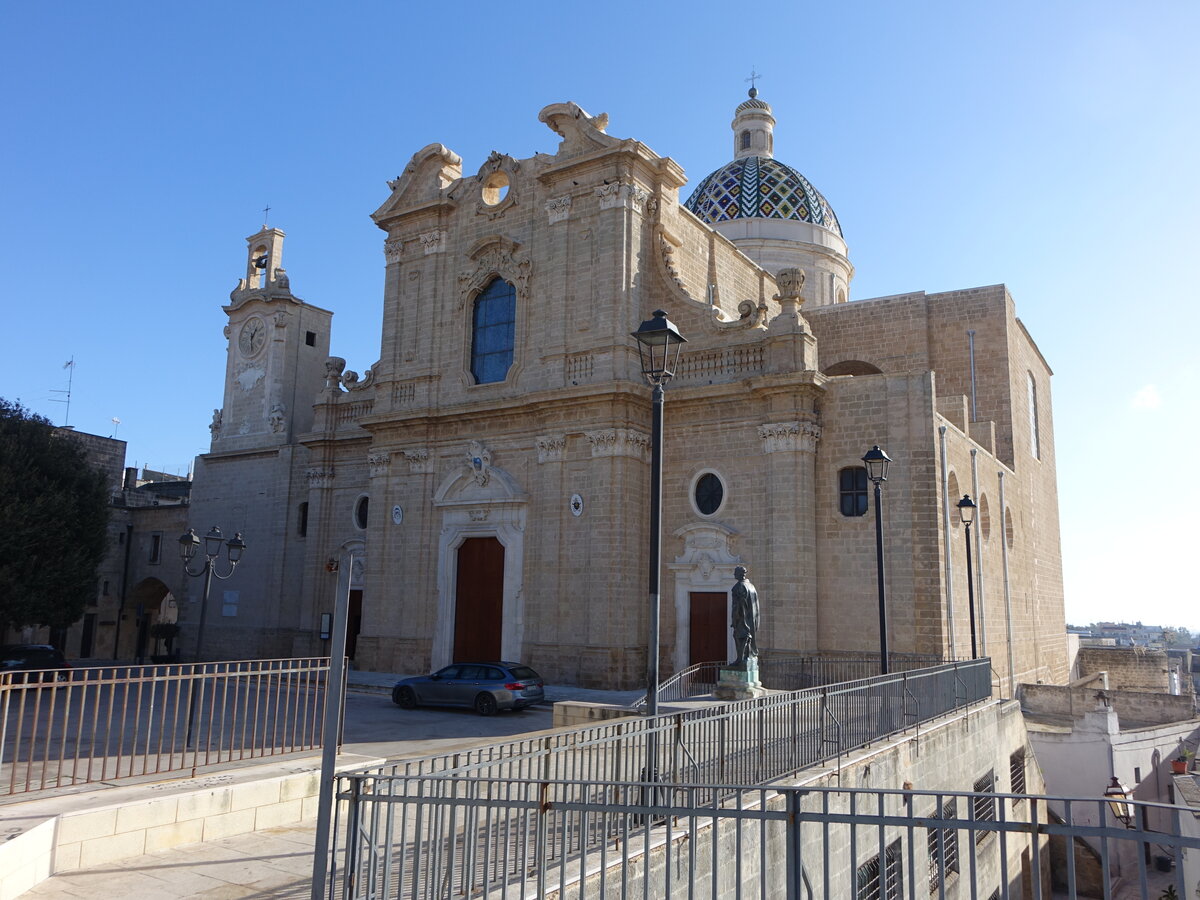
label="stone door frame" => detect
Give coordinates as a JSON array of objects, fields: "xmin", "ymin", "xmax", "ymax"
[
  {"xmin": 668, "ymin": 522, "xmax": 742, "ymax": 672},
  {"xmin": 432, "ymin": 455, "xmax": 527, "ymax": 670}
]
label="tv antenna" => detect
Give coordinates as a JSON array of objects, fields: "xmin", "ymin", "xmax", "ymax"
[{"xmin": 50, "ymin": 357, "xmax": 75, "ymax": 426}]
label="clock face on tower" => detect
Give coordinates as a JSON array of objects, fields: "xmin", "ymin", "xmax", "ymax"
[{"xmin": 238, "ymin": 317, "xmax": 266, "ymax": 357}]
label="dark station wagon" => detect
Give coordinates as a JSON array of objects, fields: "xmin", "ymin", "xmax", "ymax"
[{"xmin": 392, "ymin": 662, "xmax": 545, "ymax": 716}]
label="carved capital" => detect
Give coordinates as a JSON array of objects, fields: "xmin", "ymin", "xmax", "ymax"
[
  {"xmin": 306, "ymin": 467, "xmax": 335, "ymax": 487},
  {"xmin": 546, "ymin": 195, "xmax": 571, "ymax": 224},
  {"xmin": 595, "ymin": 181, "xmax": 650, "ymax": 212},
  {"xmin": 536, "ymin": 434, "xmax": 566, "ymax": 463},
  {"xmin": 368, "ymin": 451, "xmax": 391, "ymax": 478},
  {"xmin": 585, "ymin": 428, "xmax": 650, "ymax": 460},
  {"xmin": 418, "ymin": 230, "xmax": 445, "ymax": 255},
  {"xmin": 758, "ymin": 421, "xmax": 820, "ymax": 453},
  {"xmin": 402, "ymin": 447, "xmax": 431, "ymax": 473},
  {"xmin": 383, "ymin": 238, "xmax": 404, "ymax": 264}
]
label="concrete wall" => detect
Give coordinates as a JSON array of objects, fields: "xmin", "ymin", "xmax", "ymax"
[{"xmin": 552, "ymin": 699, "xmax": 1041, "ymax": 899}]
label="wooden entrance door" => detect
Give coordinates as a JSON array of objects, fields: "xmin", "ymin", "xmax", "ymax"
[
  {"xmin": 689, "ymin": 592, "xmax": 728, "ymax": 665},
  {"xmin": 454, "ymin": 537, "xmax": 504, "ymax": 661}
]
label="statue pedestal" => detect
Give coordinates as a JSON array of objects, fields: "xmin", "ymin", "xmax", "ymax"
[{"xmin": 714, "ymin": 659, "xmax": 767, "ymax": 701}]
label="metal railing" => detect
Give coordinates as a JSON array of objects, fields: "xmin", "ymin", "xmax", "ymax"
[
  {"xmin": 634, "ymin": 653, "xmax": 957, "ymax": 709},
  {"xmin": 0, "ymin": 657, "xmax": 331, "ymax": 795},
  {"xmin": 329, "ymin": 777, "xmax": 1200, "ymax": 899},
  {"xmin": 323, "ymin": 660, "xmax": 995, "ymax": 894}
]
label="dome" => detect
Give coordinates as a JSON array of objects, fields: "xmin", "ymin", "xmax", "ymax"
[
  {"xmin": 684, "ymin": 156, "xmax": 843, "ymax": 236},
  {"xmin": 736, "ymin": 97, "xmax": 771, "ymax": 112}
]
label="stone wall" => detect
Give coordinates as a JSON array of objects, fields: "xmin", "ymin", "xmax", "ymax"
[
  {"xmin": 1076, "ymin": 646, "xmax": 1178, "ymax": 694},
  {"xmin": 1019, "ymin": 682, "xmax": 1197, "ymax": 726}
]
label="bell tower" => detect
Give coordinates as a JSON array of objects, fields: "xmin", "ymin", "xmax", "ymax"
[
  {"xmin": 210, "ymin": 226, "xmax": 333, "ymax": 452},
  {"xmin": 244, "ymin": 226, "xmax": 286, "ymax": 291}
]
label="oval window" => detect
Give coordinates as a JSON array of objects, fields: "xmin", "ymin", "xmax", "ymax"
[
  {"xmin": 354, "ymin": 496, "xmax": 369, "ymax": 530},
  {"xmin": 694, "ymin": 472, "xmax": 724, "ymax": 516}
]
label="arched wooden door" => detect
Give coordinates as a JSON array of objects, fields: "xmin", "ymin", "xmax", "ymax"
[{"xmin": 453, "ymin": 537, "xmax": 504, "ymax": 661}]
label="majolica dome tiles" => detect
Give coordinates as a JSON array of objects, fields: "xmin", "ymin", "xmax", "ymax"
[{"xmin": 684, "ymin": 156, "xmax": 842, "ymax": 236}]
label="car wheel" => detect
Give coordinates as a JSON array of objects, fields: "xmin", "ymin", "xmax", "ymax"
[
  {"xmin": 474, "ymin": 692, "xmax": 498, "ymax": 716},
  {"xmin": 393, "ymin": 686, "xmax": 417, "ymax": 709}
]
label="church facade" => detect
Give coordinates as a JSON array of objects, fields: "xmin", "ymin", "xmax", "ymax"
[{"xmin": 187, "ymin": 93, "xmax": 1067, "ymax": 690}]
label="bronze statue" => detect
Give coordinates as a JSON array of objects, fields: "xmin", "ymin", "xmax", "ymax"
[{"xmin": 731, "ymin": 565, "xmax": 760, "ymax": 665}]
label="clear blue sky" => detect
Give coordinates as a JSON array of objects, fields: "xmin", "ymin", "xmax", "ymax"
[{"xmin": 3, "ymin": 2, "xmax": 1196, "ymax": 631}]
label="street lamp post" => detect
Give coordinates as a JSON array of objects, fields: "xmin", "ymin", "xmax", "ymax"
[
  {"xmin": 178, "ymin": 526, "xmax": 246, "ymax": 746},
  {"xmin": 178, "ymin": 526, "xmax": 246, "ymax": 664},
  {"xmin": 862, "ymin": 445, "xmax": 892, "ymax": 675},
  {"xmin": 956, "ymin": 494, "xmax": 978, "ymax": 659},
  {"xmin": 631, "ymin": 310, "xmax": 687, "ymax": 725}
]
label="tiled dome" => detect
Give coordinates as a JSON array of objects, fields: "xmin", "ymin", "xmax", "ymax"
[{"xmin": 684, "ymin": 156, "xmax": 843, "ymax": 236}]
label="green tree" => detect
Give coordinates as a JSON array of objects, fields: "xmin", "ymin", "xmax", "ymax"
[{"xmin": 0, "ymin": 399, "xmax": 109, "ymax": 630}]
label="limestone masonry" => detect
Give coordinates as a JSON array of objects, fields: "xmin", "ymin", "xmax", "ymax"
[{"xmin": 185, "ymin": 92, "xmax": 1067, "ymax": 689}]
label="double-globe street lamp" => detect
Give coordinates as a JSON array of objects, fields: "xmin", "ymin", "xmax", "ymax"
[
  {"xmin": 862, "ymin": 445, "xmax": 892, "ymax": 675},
  {"xmin": 955, "ymin": 494, "xmax": 978, "ymax": 659},
  {"xmin": 631, "ymin": 310, "xmax": 687, "ymax": 722},
  {"xmin": 178, "ymin": 526, "xmax": 246, "ymax": 664}
]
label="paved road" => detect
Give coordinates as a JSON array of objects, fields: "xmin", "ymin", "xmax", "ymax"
[{"xmin": 17, "ymin": 678, "xmax": 640, "ymax": 899}]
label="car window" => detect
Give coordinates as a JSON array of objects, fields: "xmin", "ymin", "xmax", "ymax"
[
  {"xmin": 436, "ymin": 665, "xmax": 462, "ymax": 679},
  {"xmin": 483, "ymin": 667, "xmax": 504, "ymax": 681},
  {"xmin": 508, "ymin": 665, "xmax": 539, "ymax": 680},
  {"xmin": 461, "ymin": 665, "xmax": 487, "ymax": 680}
]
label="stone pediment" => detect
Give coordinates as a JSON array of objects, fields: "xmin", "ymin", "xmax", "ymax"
[
  {"xmin": 372, "ymin": 143, "xmax": 463, "ymax": 224},
  {"xmin": 433, "ymin": 442, "xmax": 527, "ymax": 508}
]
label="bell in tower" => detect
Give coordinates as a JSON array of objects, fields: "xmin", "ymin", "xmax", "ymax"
[{"xmin": 237, "ymin": 225, "xmax": 291, "ymax": 298}]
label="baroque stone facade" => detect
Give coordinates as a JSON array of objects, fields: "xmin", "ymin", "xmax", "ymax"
[{"xmin": 185, "ymin": 93, "xmax": 1067, "ymax": 690}]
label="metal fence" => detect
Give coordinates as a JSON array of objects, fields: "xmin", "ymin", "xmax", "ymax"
[
  {"xmin": 637, "ymin": 654, "xmax": 958, "ymax": 709},
  {"xmin": 330, "ymin": 776, "xmax": 1200, "ymax": 899},
  {"xmin": 325, "ymin": 660, "xmax": 995, "ymax": 895},
  {"xmin": 0, "ymin": 656, "xmax": 331, "ymax": 795}
]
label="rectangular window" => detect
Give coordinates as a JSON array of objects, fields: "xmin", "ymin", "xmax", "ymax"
[
  {"xmin": 102, "ymin": 580, "xmax": 110, "ymax": 596},
  {"xmin": 973, "ymin": 771, "xmax": 996, "ymax": 843},
  {"xmin": 298, "ymin": 501, "xmax": 309, "ymax": 537},
  {"xmin": 857, "ymin": 838, "xmax": 903, "ymax": 900},
  {"xmin": 839, "ymin": 466, "xmax": 869, "ymax": 517},
  {"xmin": 117, "ymin": 532, "xmax": 125, "ymax": 546},
  {"xmin": 1010, "ymin": 749, "xmax": 1027, "ymax": 796},
  {"xmin": 149, "ymin": 533, "xmax": 162, "ymax": 564},
  {"xmin": 927, "ymin": 799, "xmax": 959, "ymax": 892},
  {"xmin": 1027, "ymin": 373, "xmax": 1040, "ymax": 459},
  {"xmin": 305, "ymin": 330, "xmax": 316, "ymax": 346}
]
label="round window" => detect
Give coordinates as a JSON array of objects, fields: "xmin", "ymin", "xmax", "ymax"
[
  {"xmin": 694, "ymin": 472, "xmax": 724, "ymax": 516},
  {"xmin": 481, "ymin": 171, "xmax": 510, "ymax": 206},
  {"xmin": 354, "ymin": 496, "xmax": 369, "ymax": 530}
]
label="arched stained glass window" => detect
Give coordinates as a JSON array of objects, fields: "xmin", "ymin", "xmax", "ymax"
[{"xmin": 471, "ymin": 278, "xmax": 516, "ymax": 384}]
